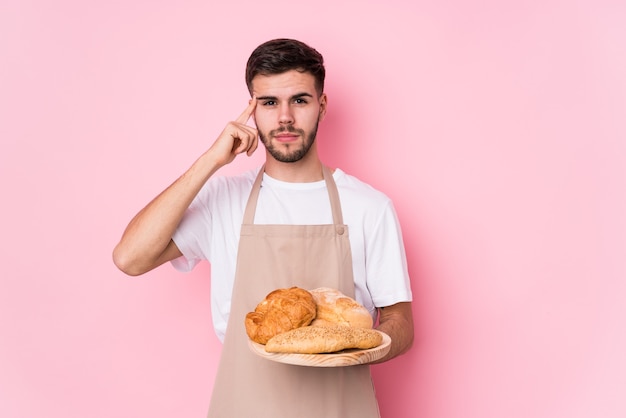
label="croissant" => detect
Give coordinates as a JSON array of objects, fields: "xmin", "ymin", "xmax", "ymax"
[{"xmin": 245, "ymin": 287, "xmax": 316, "ymax": 344}]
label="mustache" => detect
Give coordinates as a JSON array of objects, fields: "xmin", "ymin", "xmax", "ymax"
[{"xmin": 270, "ymin": 125, "xmax": 305, "ymax": 136}]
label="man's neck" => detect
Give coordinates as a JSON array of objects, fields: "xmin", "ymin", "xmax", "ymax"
[{"xmin": 263, "ymin": 152, "xmax": 325, "ymax": 183}]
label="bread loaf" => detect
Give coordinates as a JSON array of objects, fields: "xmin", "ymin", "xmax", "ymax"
[
  {"xmin": 265, "ymin": 325, "xmax": 383, "ymax": 354},
  {"xmin": 309, "ymin": 287, "xmax": 373, "ymax": 329},
  {"xmin": 245, "ymin": 287, "xmax": 316, "ymax": 344}
]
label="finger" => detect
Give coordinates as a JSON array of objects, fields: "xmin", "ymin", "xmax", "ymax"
[
  {"xmin": 246, "ymin": 130, "xmax": 259, "ymax": 156},
  {"xmin": 232, "ymin": 126, "xmax": 257, "ymax": 155},
  {"xmin": 235, "ymin": 96, "xmax": 257, "ymax": 125}
]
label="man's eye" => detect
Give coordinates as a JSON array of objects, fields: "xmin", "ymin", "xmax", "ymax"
[
  {"xmin": 294, "ymin": 98, "xmax": 308, "ymax": 104},
  {"xmin": 262, "ymin": 100, "xmax": 276, "ymax": 106}
]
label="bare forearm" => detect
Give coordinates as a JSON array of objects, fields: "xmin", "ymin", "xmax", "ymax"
[
  {"xmin": 373, "ymin": 302, "xmax": 414, "ymax": 363},
  {"xmin": 112, "ymin": 151, "xmax": 222, "ymax": 275}
]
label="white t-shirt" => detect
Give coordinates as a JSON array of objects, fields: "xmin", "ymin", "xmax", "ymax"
[{"xmin": 172, "ymin": 167, "xmax": 412, "ymax": 342}]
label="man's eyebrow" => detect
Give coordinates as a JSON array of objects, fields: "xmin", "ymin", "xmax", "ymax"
[
  {"xmin": 256, "ymin": 92, "xmax": 315, "ymax": 101},
  {"xmin": 291, "ymin": 92, "xmax": 314, "ymax": 99}
]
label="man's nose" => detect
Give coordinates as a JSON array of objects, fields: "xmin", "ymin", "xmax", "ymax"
[{"xmin": 278, "ymin": 103, "xmax": 294, "ymax": 125}]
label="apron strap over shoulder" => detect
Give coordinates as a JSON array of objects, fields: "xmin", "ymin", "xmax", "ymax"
[
  {"xmin": 242, "ymin": 165, "xmax": 265, "ymax": 225},
  {"xmin": 322, "ymin": 165, "xmax": 344, "ymax": 226}
]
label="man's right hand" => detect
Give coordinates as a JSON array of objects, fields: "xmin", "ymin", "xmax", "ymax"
[{"xmin": 208, "ymin": 97, "xmax": 259, "ymax": 167}]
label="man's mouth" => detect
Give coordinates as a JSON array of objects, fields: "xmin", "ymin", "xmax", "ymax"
[
  {"xmin": 274, "ymin": 133, "xmax": 299, "ymax": 142},
  {"xmin": 272, "ymin": 126, "xmax": 302, "ymax": 142}
]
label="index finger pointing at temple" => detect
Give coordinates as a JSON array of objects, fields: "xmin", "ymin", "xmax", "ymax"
[{"xmin": 236, "ymin": 97, "xmax": 257, "ymax": 124}]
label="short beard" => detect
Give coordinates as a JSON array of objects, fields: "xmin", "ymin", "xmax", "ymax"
[{"xmin": 259, "ymin": 122, "xmax": 319, "ymax": 163}]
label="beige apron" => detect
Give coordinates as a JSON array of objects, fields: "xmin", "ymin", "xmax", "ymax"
[{"xmin": 207, "ymin": 165, "xmax": 380, "ymax": 418}]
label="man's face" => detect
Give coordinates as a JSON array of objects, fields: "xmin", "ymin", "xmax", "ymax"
[{"xmin": 251, "ymin": 70, "xmax": 327, "ymax": 163}]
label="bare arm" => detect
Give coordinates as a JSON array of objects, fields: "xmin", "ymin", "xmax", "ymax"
[
  {"xmin": 372, "ymin": 301, "xmax": 414, "ymax": 363},
  {"xmin": 112, "ymin": 99, "xmax": 258, "ymax": 276}
]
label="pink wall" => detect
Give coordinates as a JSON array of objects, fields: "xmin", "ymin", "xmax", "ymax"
[{"xmin": 2, "ymin": 1, "xmax": 625, "ymax": 417}]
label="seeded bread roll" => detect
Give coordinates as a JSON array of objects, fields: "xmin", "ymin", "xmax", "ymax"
[
  {"xmin": 245, "ymin": 287, "xmax": 317, "ymax": 345},
  {"xmin": 265, "ymin": 325, "xmax": 383, "ymax": 354},
  {"xmin": 309, "ymin": 287, "xmax": 374, "ymax": 329}
]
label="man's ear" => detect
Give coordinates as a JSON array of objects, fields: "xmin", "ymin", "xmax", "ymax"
[{"xmin": 318, "ymin": 93, "xmax": 328, "ymax": 122}]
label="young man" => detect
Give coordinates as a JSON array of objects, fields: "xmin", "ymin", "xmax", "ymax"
[{"xmin": 113, "ymin": 38, "xmax": 413, "ymax": 418}]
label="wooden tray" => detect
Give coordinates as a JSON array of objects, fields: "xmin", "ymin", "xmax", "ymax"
[{"xmin": 248, "ymin": 330, "xmax": 391, "ymax": 367}]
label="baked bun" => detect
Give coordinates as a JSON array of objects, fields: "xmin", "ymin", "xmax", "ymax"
[
  {"xmin": 245, "ymin": 287, "xmax": 316, "ymax": 344},
  {"xmin": 265, "ymin": 325, "xmax": 383, "ymax": 354},
  {"xmin": 309, "ymin": 287, "xmax": 374, "ymax": 329}
]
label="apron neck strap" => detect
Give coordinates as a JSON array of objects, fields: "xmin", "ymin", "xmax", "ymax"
[{"xmin": 242, "ymin": 165, "xmax": 344, "ymax": 225}]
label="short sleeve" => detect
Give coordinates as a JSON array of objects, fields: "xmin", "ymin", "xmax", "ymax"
[
  {"xmin": 366, "ymin": 200, "xmax": 413, "ymax": 307},
  {"xmin": 170, "ymin": 188, "xmax": 214, "ymax": 272}
]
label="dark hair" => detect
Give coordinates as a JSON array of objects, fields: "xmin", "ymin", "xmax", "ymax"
[{"xmin": 245, "ymin": 38, "xmax": 325, "ymax": 95}]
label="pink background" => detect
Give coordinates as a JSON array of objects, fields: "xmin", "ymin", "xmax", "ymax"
[{"xmin": 2, "ymin": 1, "xmax": 625, "ymax": 417}]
